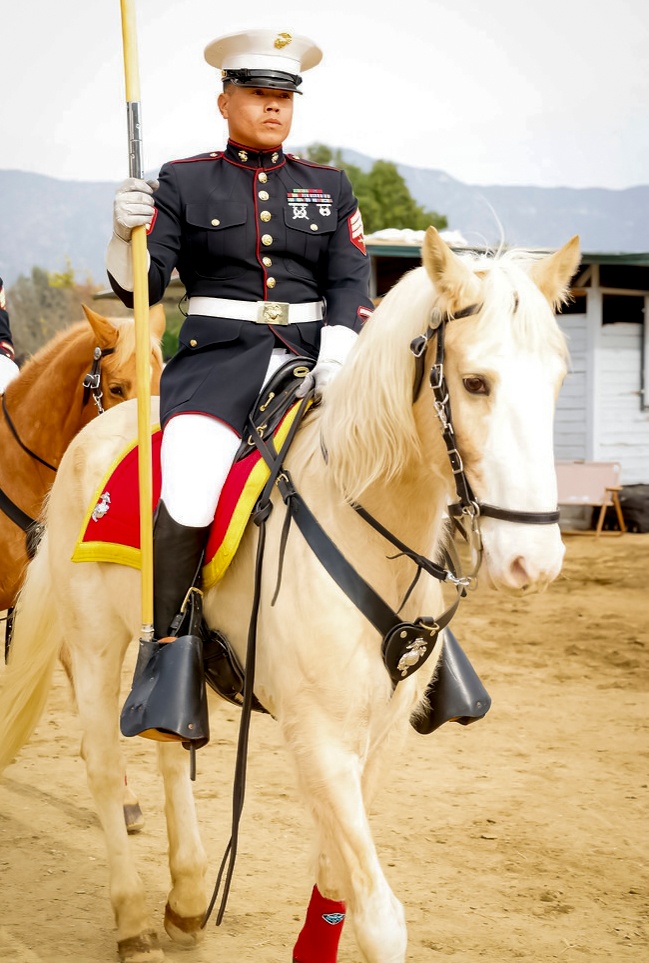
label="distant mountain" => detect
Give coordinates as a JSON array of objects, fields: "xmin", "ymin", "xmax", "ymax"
[
  {"xmin": 339, "ymin": 149, "xmax": 649, "ymax": 254},
  {"xmin": 1, "ymin": 155, "xmax": 647, "ymax": 288}
]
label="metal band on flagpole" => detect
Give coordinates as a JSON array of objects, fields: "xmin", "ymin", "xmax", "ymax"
[{"xmin": 119, "ymin": 0, "xmax": 154, "ymax": 640}]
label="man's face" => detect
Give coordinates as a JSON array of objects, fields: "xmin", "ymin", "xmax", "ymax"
[{"xmin": 218, "ymin": 85, "xmax": 295, "ymax": 150}]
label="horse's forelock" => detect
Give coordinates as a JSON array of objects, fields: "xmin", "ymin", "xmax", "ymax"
[
  {"xmin": 96, "ymin": 314, "xmax": 134, "ymax": 367},
  {"xmin": 468, "ymin": 252, "xmax": 569, "ymax": 359}
]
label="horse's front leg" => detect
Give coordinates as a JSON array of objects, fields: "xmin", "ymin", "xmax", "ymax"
[
  {"xmin": 156, "ymin": 741, "xmax": 208, "ymax": 946},
  {"xmin": 288, "ymin": 727, "xmax": 407, "ymax": 963},
  {"xmin": 70, "ymin": 644, "xmax": 163, "ymax": 962}
]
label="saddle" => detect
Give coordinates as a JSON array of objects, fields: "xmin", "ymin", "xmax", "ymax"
[{"xmin": 235, "ymin": 356, "xmax": 314, "ymax": 463}]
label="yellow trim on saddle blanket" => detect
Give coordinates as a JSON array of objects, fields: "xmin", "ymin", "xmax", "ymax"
[{"xmin": 71, "ymin": 406, "xmax": 304, "ymax": 588}]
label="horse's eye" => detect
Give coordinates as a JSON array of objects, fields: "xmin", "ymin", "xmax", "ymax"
[
  {"xmin": 109, "ymin": 384, "xmax": 125, "ymax": 397},
  {"xmin": 463, "ymin": 376, "xmax": 489, "ymax": 395}
]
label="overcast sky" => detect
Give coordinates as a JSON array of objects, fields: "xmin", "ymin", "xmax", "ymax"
[{"xmin": 2, "ymin": 0, "xmax": 647, "ymax": 190}]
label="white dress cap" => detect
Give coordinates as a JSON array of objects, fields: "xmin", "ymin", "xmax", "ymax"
[{"xmin": 204, "ymin": 29, "xmax": 322, "ymax": 92}]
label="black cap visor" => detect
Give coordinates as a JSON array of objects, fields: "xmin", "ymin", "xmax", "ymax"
[{"xmin": 223, "ymin": 68, "xmax": 303, "ymax": 93}]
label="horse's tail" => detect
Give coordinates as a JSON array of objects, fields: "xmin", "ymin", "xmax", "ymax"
[{"xmin": 0, "ymin": 530, "xmax": 63, "ymax": 772}]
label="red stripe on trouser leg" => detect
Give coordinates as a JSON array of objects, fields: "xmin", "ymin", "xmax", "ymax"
[{"xmin": 293, "ymin": 885, "xmax": 346, "ymax": 963}]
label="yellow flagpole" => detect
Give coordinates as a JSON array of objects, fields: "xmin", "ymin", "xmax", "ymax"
[{"xmin": 119, "ymin": 0, "xmax": 154, "ymax": 640}]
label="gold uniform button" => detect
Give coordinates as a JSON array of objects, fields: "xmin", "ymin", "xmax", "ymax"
[
  {"xmin": 190, "ymin": 339, "xmax": 198, "ymax": 347},
  {"xmin": 209, "ymin": 152, "xmax": 218, "ymax": 157},
  {"xmin": 267, "ymin": 277, "xmax": 276, "ymax": 289},
  {"xmin": 261, "ymin": 234, "xmax": 273, "ymax": 246},
  {"xmin": 260, "ymin": 210, "xmax": 271, "ymax": 222},
  {"xmin": 310, "ymin": 223, "xmax": 319, "ymax": 231},
  {"xmin": 258, "ymin": 190, "xmax": 269, "ymax": 200},
  {"xmin": 211, "ymin": 218, "xmax": 220, "ymax": 226},
  {"xmin": 258, "ymin": 172, "xmax": 268, "ymax": 183},
  {"xmin": 262, "ymin": 256, "xmax": 272, "ymax": 267}
]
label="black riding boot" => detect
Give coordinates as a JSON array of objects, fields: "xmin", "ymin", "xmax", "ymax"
[{"xmin": 120, "ymin": 501, "xmax": 211, "ymax": 748}]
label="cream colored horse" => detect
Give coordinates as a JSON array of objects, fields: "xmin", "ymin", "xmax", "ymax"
[{"xmin": 0, "ymin": 229, "xmax": 580, "ymax": 963}]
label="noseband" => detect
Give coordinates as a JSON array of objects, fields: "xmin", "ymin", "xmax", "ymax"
[{"xmin": 410, "ymin": 304, "xmax": 560, "ymax": 527}]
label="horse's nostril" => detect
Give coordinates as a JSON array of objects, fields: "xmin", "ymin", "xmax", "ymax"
[{"xmin": 511, "ymin": 557, "xmax": 530, "ymax": 589}]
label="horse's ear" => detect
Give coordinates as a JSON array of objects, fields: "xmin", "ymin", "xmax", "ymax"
[
  {"xmin": 148, "ymin": 303, "xmax": 166, "ymax": 344},
  {"xmin": 81, "ymin": 304, "xmax": 119, "ymax": 350},
  {"xmin": 422, "ymin": 226, "xmax": 481, "ymax": 308},
  {"xmin": 528, "ymin": 235, "xmax": 581, "ymax": 309}
]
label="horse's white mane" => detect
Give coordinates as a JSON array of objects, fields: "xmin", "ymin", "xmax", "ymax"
[{"xmin": 320, "ymin": 247, "xmax": 569, "ymax": 502}]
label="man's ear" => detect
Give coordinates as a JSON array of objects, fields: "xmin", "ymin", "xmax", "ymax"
[{"xmin": 217, "ymin": 91, "xmax": 228, "ymax": 119}]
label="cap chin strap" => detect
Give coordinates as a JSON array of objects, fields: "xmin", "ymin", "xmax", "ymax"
[{"xmin": 223, "ymin": 68, "xmax": 303, "ymax": 92}]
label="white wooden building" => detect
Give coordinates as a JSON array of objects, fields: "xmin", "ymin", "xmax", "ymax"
[{"xmin": 366, "ymin": 236, "xmax": 649, "ymax": 485}]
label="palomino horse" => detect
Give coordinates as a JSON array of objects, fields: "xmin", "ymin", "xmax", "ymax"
[
  {"xmin": 0, "ymin": 229, "xmax": 580, "ymax": 963},
  {"xmin": 0, "ymin": 303, "xmax": 165, "ymax": 612}
]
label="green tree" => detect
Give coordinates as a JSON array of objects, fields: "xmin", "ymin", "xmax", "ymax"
[{"xmin": 305, "ymin": 144, "xmax": 447, "ymax": 234}]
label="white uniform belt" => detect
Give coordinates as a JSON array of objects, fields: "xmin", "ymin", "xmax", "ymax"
[{"xmin": 188, "ymin": 297, "xmax": 324, "ymax": 325}]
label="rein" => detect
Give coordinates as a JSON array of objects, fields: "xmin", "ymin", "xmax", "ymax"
[
  {"xmin": 203, "ymin": 383, "xmax": 313, "ymax": 930},
  {"xmin": 2, "ymin": 393, "xmax": 58, "ymax": 472}
]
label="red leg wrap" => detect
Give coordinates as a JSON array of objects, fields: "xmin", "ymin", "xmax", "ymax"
[{"xmin": 293, "ymin": 885, "xmax": 346, "ymax": 963}]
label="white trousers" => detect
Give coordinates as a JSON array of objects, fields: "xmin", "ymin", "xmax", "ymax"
[{"xmin": 160, "ymin": 348, "xmax": 290, "ymax": 527}]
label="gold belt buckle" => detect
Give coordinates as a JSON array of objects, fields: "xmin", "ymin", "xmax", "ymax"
[{"xmin": 259, "ymin": 301, "xmax": 290, "ymax": 325}]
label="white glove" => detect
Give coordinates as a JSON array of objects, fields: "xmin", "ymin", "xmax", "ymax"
[
  {"xmin": 107, "ymin": 178, "xmax": 157, "ymax": 291},
  {"xmin": 0, "ymin": 354, "xmax": 20, "ymax": 394},
  {"xmin": 113, "ymin": 177, "xmax": 158, "ymax": 242},
  {"xmin": 296, "ymin": 325, "xmax": 358, "ymax": 399}
]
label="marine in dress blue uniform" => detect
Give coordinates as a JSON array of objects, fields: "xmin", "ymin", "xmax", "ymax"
[{"xmin": 108, "ymin": 29, "xmax": 373, "ymax": 749}]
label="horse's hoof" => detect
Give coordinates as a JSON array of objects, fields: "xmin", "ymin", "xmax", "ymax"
[
  {"xmin": 117, "ymin": 928, "xmax": 164, "ymax": 962},
  {"xmin": 164, "ymin": 902, "xmax": 205, "ymax": 946},
  {"xmin": 124, "ymin": 801, "xmax": 146, "ymax": 834}
]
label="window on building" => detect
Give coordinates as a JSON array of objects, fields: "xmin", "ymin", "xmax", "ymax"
[{"xmin": 602, "ymin": 294, "xmax": 645, "ymax": 325}]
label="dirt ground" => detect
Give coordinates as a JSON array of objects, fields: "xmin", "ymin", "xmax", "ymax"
[{"xmin": 0, "ymin": 532, "xmax": 647, "ymax": 963}]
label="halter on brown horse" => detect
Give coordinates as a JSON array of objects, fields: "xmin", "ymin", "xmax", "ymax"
[{"xmin": 0, "ymin": 303, "xmax": 164, "ymax": 614}]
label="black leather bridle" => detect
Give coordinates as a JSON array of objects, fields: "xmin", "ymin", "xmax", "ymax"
[
  {"xmin": 0, "ymin": 344, "xmax": 115, "ymax": 545},
  {"xmin": 81, "ymin": 345, "xmax": 115, "ymax": 414},
  {"xmin": 411, "ymin": 303, "xmax": 561, "ymax": 527}
]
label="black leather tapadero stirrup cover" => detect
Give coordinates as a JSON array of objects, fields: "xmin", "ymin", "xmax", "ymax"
[
  {"xmin": 411, "ymin": 629, "xmax": 491, "ymax": 735},
  {"xmin": 120, "ymin": 633, "xmax": 210, "ymax": 748}
]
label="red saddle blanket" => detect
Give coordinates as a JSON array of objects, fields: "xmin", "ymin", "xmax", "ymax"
[{"xmin": 72, "ymin": 405, "xmax": 301, "ymax": 589}]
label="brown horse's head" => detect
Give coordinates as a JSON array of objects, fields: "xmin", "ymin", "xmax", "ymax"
[{"xmin": 80, "ymin": 303, "xmax": 165, "ymax": 414}]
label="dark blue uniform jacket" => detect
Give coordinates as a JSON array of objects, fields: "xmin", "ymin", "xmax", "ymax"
[{"xmin": 108, "ymin": 140, "xmax": 374, "ymax": 434}]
